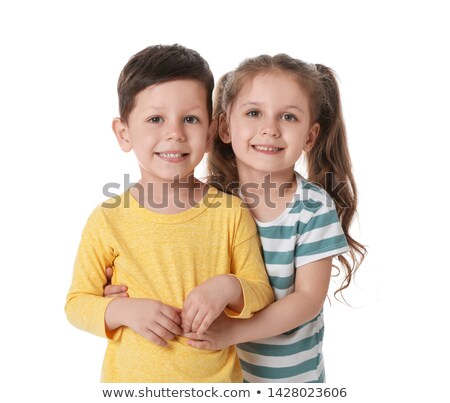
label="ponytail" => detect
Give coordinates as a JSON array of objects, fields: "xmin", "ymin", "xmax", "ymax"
[{"xmin": 307, "ymin": 64, "xmax": 366, "ymax": 297}]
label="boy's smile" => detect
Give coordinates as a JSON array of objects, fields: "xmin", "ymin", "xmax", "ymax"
[
  {"xmin": 113, "ymin": 79, "xmax": 210, "ymax": 184},
  {"xmin": 156, "ymin": 151, "xmax": 189, "ymax": 162}
]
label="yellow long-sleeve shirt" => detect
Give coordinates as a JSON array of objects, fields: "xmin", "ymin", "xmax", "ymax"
[{"xmin": 65, "ymin": 186, "xmax": 273, "ymax": 382}]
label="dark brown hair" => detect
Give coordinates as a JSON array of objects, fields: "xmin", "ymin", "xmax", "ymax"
[
  {"xmin": 208, "ymin": 54, "xmax": 366, "ymax": 297},
  {"xmin": 117, "ymin": 44, "xmax": 214, "ymax": 123}
]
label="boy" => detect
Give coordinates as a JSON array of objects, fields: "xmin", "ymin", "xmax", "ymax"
[{"xmin": 65, "ymin": 44, "xmax": 273, "ymax": 382}]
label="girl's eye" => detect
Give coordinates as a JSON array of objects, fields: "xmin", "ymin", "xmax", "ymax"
[
  {"xmin": 148, "ymin": 116, "xmax": 163, "ymax": 123},
  {"xmin": 281, "ymin": 113, "xmax": 297, "ymax": 122},
  {"xmin": 184, "ymin": 116, "xmax": 199, "ymax": 124},
  {"xmin": 247, "ymin": 110, "xmax": 260, "ymax": 118}
]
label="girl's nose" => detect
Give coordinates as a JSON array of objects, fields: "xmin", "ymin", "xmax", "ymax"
[{"xmin": 260, "ymin": 120, "xmax": 280, "ymax": 137}]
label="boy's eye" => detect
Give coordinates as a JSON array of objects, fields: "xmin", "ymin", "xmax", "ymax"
[
  {"xmin": 184, "ymin": 116, "xmax": 199, "ymax": 124},
  {"xmin": 148, "ymin": 116, "xmax": 163, "ymax": 123},
  {"xmin": 281, "ymin": 113, "xmax": 297, "ymax": 122},
  {"xmin": 247, "ymin": 110, "xmax": 260, "ymax": 118}
]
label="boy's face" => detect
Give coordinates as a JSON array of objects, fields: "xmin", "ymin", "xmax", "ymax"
[{"xmin": 114, "ymin": 79, "xmax": 210, "ymax": 183}]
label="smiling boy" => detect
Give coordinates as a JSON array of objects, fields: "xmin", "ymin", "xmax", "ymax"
[{"xmin": 65, "ymin": 45, "xmax": 273, "ymax": 382}]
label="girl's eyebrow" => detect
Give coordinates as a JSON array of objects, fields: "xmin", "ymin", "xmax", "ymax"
[{"xmin": 239, "ymin": 102, "xmax": 305, "ymax": 114}]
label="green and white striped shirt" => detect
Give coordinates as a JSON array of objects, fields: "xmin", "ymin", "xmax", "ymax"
[{"xmin": 237, "ymin": 173, "xmax": 349, "ymax": 383}]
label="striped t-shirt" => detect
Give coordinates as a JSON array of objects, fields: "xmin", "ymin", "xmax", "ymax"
[{"xmin": 237, "ymin": 172, "xmax": 349, "ymax": 383}]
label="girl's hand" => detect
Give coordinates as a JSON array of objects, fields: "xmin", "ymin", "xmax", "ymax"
[
  {"xmin": 105, "ymin": 298, "xmax": 182, "ymax": 347},
  {"xmin": 183, "ymin": 313, "xmax": 238, "ymax": 350},
  {"xmin": 181, "ymin": 275, "xmax": 242, "ymax": 334},
  {"xmin": 104, "ymin": 266, "xmax": 129, "ymax": 298}
]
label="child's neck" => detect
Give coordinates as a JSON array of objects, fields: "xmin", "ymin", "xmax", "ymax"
[
  {"xmin": 239, "ymin": 170, "xmax": 297, "ymax": 223},
  {"xmin": 130, "ymin": 176, "xmax": 207, "ymax": 214}
]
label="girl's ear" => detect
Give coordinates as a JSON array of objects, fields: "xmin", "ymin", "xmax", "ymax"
[
  {"xmin": 218, "ymin": 114, "xmax": 231, "ymax": 144},
  {"xmin": 112, "ymin": 118, "xmax": 132, "ymax": 152},
  {"xmin": 304, "ymin": 122, "xmax": 320, "ymax": 152}
]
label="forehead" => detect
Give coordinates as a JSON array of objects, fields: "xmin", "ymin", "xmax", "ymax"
[
  {"xmin": 233, "ymin": 71, "xmax": 310, "ymax": 110},
  {"xmin": 241, "ymin": 71, "xmax": 305, "ymax": 96},
  {"xmin": 141, "ymin": 78, "xmax": 206, "ymax": 100}
]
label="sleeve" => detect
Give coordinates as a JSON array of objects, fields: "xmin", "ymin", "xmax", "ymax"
[
  {"xmin": 294, "ymin": 197, "xmax": 349, "ymax": 268},
  {"xmin": 225, "ymin": 204, "xmax": 274, "ymax": 319},
  {"xmin": 65, "ymin": 206, "xmax": 121, "ymax": 340}
]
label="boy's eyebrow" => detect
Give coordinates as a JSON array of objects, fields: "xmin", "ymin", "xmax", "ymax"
[{"xmin": 240, "ymin": 102, "xmax": 305, "ymax": 114}]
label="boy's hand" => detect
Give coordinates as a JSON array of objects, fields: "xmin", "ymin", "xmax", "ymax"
[
  {"xmin": 183, "ymin": 313, "xmax": 237, "ymax": 350},
  {"xmin": 105, "ymin": 298, "xmax": 182, "ymax": 347},
  {"xmin": 104, "ymin": 266, "xmax": 129, "ymax": 298},
  {"xmin": 181, "ymin": 275, "xmax": 242, "ymax": 334}
]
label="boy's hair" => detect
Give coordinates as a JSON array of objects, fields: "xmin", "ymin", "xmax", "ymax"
[
  {"xmin": 117, "ymin": 44, "xmax": 214, "ymax": 123},
  {"xmin": 208, "ymin": 54, "xmax": 366, "ymax": 298}
]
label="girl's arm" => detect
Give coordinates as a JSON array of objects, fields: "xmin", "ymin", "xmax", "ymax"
[
  {"xmin": 233, "ymin": 257, "xmax": 331, "ymax": 342},
  {"xmin": 186, "ymin": 257, "xmax": 332, "ymax": 350}
]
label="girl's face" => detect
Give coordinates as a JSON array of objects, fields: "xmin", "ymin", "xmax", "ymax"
[{"xmin": 221, "ymin": 71, "xmax": 319, "ymax": 180}]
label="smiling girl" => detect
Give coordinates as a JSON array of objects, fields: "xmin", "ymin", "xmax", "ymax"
[{"xmin": 187, "ymin": 54, "xmax": 366, "ymax": 382}]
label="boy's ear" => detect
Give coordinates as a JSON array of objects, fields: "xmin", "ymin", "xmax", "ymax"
[
  {"xmin": 218, "ymin": 114, "xmax": 231, "ymax": 144},
  {"xmin": 304, "ymin": 122, "xmax": 320, "ymax": 152},
  {"xmin": 112, "ymin": 117, "xmax": 132, "ymax": 152}
]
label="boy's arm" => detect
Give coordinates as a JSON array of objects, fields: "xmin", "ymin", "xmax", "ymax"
[
  {"xmin": 105, "ymin": 297, "xmax": 182, "ymax": 347},
  {"xmin": 181, "ymin": 274, "xmax": 243, "ymax": 334},
  {"xmin": 181, "ymin": 206, "xmax": 273, "ymax": 334},
  {"xmin": 67, "ymin": 208, "xmax": 183, "ymax": 345},
  {"xmin": 65, "ymin": 209, "xmax": 120, "ymax": 339},
  {"xmin": 66, "ymin": 209, "xmax": 182, "ymax": 344},
  {"xmin": 225, "ymin": 207, "xmax": 274, "ymax": 319}
]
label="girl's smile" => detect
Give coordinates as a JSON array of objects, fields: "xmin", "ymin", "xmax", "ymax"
[{"xmin": 251, "ymin": 144, "xmax": 284, "ymax": 153}]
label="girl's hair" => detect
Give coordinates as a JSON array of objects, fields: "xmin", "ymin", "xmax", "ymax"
[{"xmin": 208, "ymin": 54, "xmax": 366, "ymax": 297}]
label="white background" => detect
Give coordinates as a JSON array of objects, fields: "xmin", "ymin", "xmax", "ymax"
[{"xmin": 1, "ymin": 0, "xmax": 449, "ymax": 401}]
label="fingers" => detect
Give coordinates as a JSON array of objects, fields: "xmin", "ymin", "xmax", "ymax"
[
  {"xmin": 104, "ymin": 284, "xmax": 128, "ymax": 298},
  {"xmin": 182, "ymin": 303, "xmax": 216, "ymax": 333},
  {"xmin": 182, "ymin": 331, "xmax": 205, "ymax": 340},
  {"xmin": 142, "ymin": 327, "xmax": 168, "ymax": 347},
  {"xmin": 186, "ymin": 340, "xmax": 213, "ymax": 350},
  {"xmin": 158, "ymin": 315, "xmax": 182, "ymax": 337},
  {"xmin": 160, "ymin": 305, "xmax": 182, "ymax": 325},
  {"xmin": 181, "ymin": 302, "xmax": 198, "ymax": 333},
  {"xmin": 141, "ymin": 316, "xmax": 182, "ymax": 347},
  {"xmin": 103, "ymin": 266, "xmax": 128, "ymax": 298},
  {"xmin": 191, "ymin": 311, "xmax": 211, "ymax": 334},
  {"xmin": 196, "ymin": 313, "xmax": 214, "ymax": 334},
  {"xmin": 151, "ymin": 323, "xmax": 178, "ymax": 342},
  {"xmin": 106, "ymin": 292, "xmax": 129, "ymax": 298},
  {"xmin": 156, "ymin": 304, "xmax": 183, "ymax": 336}
]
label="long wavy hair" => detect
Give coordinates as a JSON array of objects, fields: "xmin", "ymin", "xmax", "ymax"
[{"xmin": 208, "ymin": 54, "xmax": 366, "ymax": 297}]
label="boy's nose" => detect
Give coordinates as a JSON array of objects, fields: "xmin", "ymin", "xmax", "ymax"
[{"xmin": 166, "ymin": 123, "xmax": 186, "ymax": 141}]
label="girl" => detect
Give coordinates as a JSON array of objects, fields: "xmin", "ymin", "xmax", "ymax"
[
  {"xmin": 190, "ymin": 54, "xmax": 365, "ymax": 383},
  {"xmin": 105, "ymin": 54, "xmax": 366, "ymax": 383}
]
